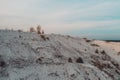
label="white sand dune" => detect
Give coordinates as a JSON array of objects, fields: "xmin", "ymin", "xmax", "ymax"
[{"xmin": 0, "ymin": 30, "xmax": 120, "ymax": 80}]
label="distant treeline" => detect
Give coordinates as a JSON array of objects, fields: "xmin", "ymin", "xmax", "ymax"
[{"xmin": 104, "ymin": 40, "xmax": 120, "ymax": 42}]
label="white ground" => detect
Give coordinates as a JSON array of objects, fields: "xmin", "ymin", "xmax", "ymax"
[{"xmin": 0, "ymin": 30, "xmax": 120, "ymax": 80}]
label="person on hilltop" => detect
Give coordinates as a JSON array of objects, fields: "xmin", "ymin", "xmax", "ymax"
[
  {"xmin": 42, "ymin": 30, "xmax": 44, "ymax": 34},
  {"xmin": 37, "ymin": 25, "xmax": 41, "ymax": 34}
]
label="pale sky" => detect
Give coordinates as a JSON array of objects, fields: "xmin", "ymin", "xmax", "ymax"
[{"xmin": 0, "ymin": 0, "xmax": 120, "ymax": 40}]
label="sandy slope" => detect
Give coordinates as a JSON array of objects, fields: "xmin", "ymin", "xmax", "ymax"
[
  {"xmin": 93, "ymin": 40, "xmax": 120, "ymax": 52},
  {"xmin": 0, "ymin": 30, "xmax": 120, "ymax": 80},
  {"xmin": 93, "ymin": 40, "xmax": 120, "ymax": 62}
]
